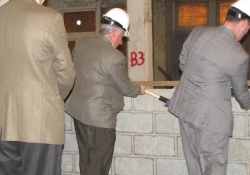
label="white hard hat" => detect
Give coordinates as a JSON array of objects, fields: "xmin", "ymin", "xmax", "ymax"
[
  {"xmin": 230, "ymin": 0, "xmax": 250, "ymax": 19},
  {"xmin": 101, "ymin": 8, "xmax": 130, "ymax": 37}
]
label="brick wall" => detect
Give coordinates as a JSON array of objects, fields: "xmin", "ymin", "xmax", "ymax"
[{"xmin": 62, "ymin": 89, "xmax": 250, "ymax": 175}]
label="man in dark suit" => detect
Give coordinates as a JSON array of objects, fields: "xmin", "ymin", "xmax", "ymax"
[
  {"xmin": 65, "ymin": 8, "xmax": 146, "ymax": 175},
  {"xmin": 168, "ymin": 0, "xmax": 250, "ymax": 174},
  {"xmin": 0, "ymin": 0, "xmax": 75, "ymax": 175}
]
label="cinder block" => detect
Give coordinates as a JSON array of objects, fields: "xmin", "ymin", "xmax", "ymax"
[
  {"xmin": 156, "ymin": 112, "xmax": 180, "ymax": 134},
  {"xmin": 63, "ymin": 133, "xmax": 78, "ymax": 152},
  {"xmin": 134, "ymin": 94, "xmax": 155, "ymax": 111},
  {"xmin": 229, "ymin": 138, "xmax": 250, "ymax": 161},
  {"xmin": 75, "ymin": 154, "xmax": 80, "ymax": 173},
  {"xmin": 61, "ymin": 89, "xmax": 250, "ymax": 175},
  {"xmin": 65, "ymin": 113, "xmax": 73, "ymax": 131},
  {"xmin": 232, "ymin": 98, "xmax": 246, "ymax": 112},
  {"xmin": 177, "ymin": 136, "xmax": 184, "ymax": 158},
  {"xmin": 227, "ymin": 162, "xmax": 247, "ymax": 175},
  {"xmin": 114, "ymin": 134, "xmax": 132, "ymax": 154},
  {"xmin": 61, "ymin": 153, "xmax": 73, "ymax": 173},
  {"xmin": 133, "ymin": 89, "xmax": 173, "ymax": 112},
  {"xmin": 248, "ymin": 116, "xmax": 250, "ymax": 137},
  {"xmin": 232, "ymin": 114, "xmax": 246, "ymax": 137},
  {"xmin": 123, "ymin": 96, "xmax": 132, "ymax": 111},
  {"xmin": 116, "ymin": 112, "xmax": 153, "ymax": 133},
  {"xmin": 154, "ymin": 89, "xmax": 175, "ymax": 98},
  {"xmin": 74, "ymin": 155, "xmax": 112, "ymax": 174},
  {"xmin": 134, "ymin": 135, "xmax": 175, "ymax": 156},
  {"xmin": 157, "ymin": 159, "xmax": 188, "ymax": 175},
  {"xmin": 114, "ymin": 156, "xmax": 153, "ymax": 175}
]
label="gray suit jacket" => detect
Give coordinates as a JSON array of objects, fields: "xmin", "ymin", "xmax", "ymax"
[
  {"xmin": 0, "ymin": 0, "xmax": 75, "ymax": 144},
  {"xmin": 169, "ymin": 25, "xmax": 250, "ymax": 136},
  {"xmin": 65, "ymin": 35, "xmax": 141, "ymax": 129}
]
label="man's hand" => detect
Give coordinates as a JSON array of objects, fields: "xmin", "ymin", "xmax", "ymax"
[{"xmin": 140, "ymin": 85, "xmax": 147, "ymax": 95}]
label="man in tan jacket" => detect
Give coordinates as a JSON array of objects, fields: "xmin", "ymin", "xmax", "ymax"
[{"xmin": 0, "ymin": 0, "xmax": 75, "ymax": 175}]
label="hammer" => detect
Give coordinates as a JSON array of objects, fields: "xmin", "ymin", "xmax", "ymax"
[{"xmin": 145, "ymin": 90, "xmax": 170, "ymax": 107}]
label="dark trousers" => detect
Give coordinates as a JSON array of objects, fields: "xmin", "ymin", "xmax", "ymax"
[
  {"xmin": 73, "ymin": 118, "xmax": 116, "ymax": 175},
  {"xmin": 0, "ymin": 140, "xmax": 62, "ymax": 175},
  {"xmin": 179, "ymin": 119, "xmax": 229, "ymax": 175}
]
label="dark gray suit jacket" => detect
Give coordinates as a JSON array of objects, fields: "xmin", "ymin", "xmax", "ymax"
[
  {"xmin": 169, "ymin": 25, "xmax": 250, "ymax": 136},
  {"xmin": 65, "ymin": 35, "xmax": 141, "ymax": 129}
]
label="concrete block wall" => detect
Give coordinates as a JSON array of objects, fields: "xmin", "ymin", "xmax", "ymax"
[{"xmin": 62, "ymin": 89, "xmax": 250, "ymax": 175}]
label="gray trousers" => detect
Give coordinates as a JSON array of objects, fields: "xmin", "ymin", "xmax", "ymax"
[
  {"xmin": 0, "ymin": 140, "xmax": 62, "ymax": 175},
  {"xmin": 179, "ymin": 119, "xmax": 229, "ymax": 175},
  {"xmin": 73, "ymin": 118, "xmax": 116, "ymax": 175}
]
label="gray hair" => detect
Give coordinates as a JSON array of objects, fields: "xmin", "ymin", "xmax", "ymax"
[{"xmin": 99, "ymin": 24, "xmax": 124, "ymax": 35}]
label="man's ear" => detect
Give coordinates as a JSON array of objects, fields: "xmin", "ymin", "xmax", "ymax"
[
  {"xmin": 111, "ymin": 30, "xmax": 119, "ymax": 42},
  {"xmin": 111, "ymin": 30, "xmax": 117, "ymax": 37},
  {"xmin": 238, "ymin": 20, "xmax": 246, "ymax": 31},
  {"xmin": 242, "ymin": 19, "xmax": 249, "ymax": 29},
  {"xmin": 107, "ymin": 30, "xmax": 116, "ymax": 44}
]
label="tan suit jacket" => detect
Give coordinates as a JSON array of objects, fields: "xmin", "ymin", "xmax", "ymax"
[
  {"xmin": 65, "ymin": 35, "xmax": 141, "ymax": 129},
  {"xmin": 169, "ymin": 25, "xmax": 250, "ymax": 136},
  {"xmin": 0, "ymin": 0, "xmax": 75, "ymax": 144}
]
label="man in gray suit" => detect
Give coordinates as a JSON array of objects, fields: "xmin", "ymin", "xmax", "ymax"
[
  {"xmin": 0, "ymin": 0, "xmax": 75, "ymax": 175},
  {"xmin": 168, "ymin": 0, "xmax": 250, "ymax": 174},
  {"xmin": 65, "ymin": 8, "xmax": 146, "ymax": 175}
]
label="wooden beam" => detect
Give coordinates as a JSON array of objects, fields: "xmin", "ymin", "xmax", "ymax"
[
  {"xmin": 134, "ymin": 81, "xmax": 179, "ymax": 87},
  {"xmin": 134, "ymin": 81, "xmax": 250, "ymax": 87}
]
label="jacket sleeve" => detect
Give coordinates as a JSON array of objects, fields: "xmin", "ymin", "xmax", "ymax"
[
  {"xmin": 110, "ymin": 56, "xmax": 141, "ymax": 98},
  {"xmin": 230, "ymin": 56, "xmax": 250, "ymax": 110},
  {"xmin": 179, "ymin": 27, "xmax": 197, "ymax": 71},
  {"xmin": 179, "ymin": 40, "xmax": 188, "ymax": 72},
  {"xmin": 49, "ymin": 13, "xmax": 75, "ymax": 100}
]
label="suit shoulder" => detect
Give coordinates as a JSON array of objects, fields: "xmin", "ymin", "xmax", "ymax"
[
  {"xmin": 86, "ymin": 36, "xmax": 124, "ymax": 58},
  {"xmin": 192, "ymin": 26, "xmax": 213, "ymax": 32},
  {"xmin": 106, "ymin": 46, "xmax": 125, "ymax": 62},
  {"xmin": 75, "ymin": 35, "xmax": 125, "ymax": 61},
  {"xmin": 75, "ymin": 36, "xmax": 101, "ymax": 48},
  {"xmin": 76, "ymin": 36, "xmax": 98, "ymax": 42},
  {"xmin": 37, "ymin": 5, "xmax": 60, "ymax": 17}
]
